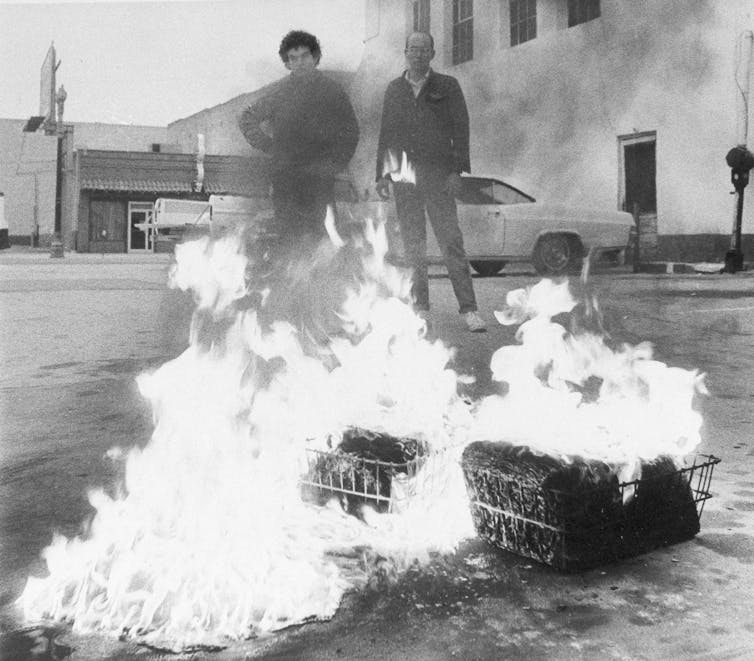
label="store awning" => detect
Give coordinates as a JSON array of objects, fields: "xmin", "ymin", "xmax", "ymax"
[{"xmin": 80, "ymin": 178, "xmax": 194, "ymax": 193}]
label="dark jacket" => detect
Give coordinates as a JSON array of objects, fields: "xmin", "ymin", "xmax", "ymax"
[
  {"xmin": 376, "ymin": 70, "xmax": 470, "ymax": 181},
  {"xmin": 239, "ymin": 70, "xmax": 359, "ymax": 178}
]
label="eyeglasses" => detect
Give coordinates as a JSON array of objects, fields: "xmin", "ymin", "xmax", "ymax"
[{"xmin": 405, "ymin": 47, "xmax": 432, "ymax": 54}]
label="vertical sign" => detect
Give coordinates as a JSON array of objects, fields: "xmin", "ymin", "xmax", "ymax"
[{"xmin": 39, "ymin": 43, "xmax": 56, "ymax": 127}]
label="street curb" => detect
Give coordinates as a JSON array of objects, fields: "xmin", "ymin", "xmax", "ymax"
[
  {"xmin": 634, "ymin": 261, "xmax": 753, "ymax": 275},
  {"xmin": 0, "ymin": 250, "xmax": 173, "ymax": 266},
  {"xmin": 636, "ymin": 262, "xmax": 699, "ymax": 275}
]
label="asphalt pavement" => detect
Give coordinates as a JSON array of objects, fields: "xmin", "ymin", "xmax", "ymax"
[{"xmin": 2, "ymin": 247, "xmax": 754, "ymax": 660}]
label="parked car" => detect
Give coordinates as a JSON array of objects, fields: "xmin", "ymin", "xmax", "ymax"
[
  {"xmin": 152, "ymin": 175, "xmax": 632, "ymax": 277},
  {"xmin": 365, "ymin": 175, "xmax": 633, "ymax": 276}
]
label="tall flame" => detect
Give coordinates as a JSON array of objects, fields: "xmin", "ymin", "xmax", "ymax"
[
  {"xmin": 18, "ymin": 219, "xmax": 473, "ymax": 650},
  {"xmin": 323, "ymin": 204, "xmax": 344, "ymax": 248},
  {"xmin": 471, "ymin": 279, "xmax": 707, "ymax": 485}
]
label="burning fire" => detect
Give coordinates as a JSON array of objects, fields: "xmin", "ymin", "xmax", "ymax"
[
  {"xmin": 323, "ymin": 205, "xmax": 344, "ymax": 248},
  {"xmin": 382, "ymin": 150, "xmax": 416, "ymax": 184},
  {"xmin": 17, "ymin": 218, "xmax": 472, "ymax": 650},
  {"xmin": 17, "ymin": 219, "xmax": 707, "ymax": 649},
  {"xmin": 470, "ymin": 279, "xmax": 707, "ymax": 485}
]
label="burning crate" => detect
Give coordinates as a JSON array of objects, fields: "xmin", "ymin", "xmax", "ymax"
[
  {"xmin": 300, "ymin": 427, "xmax": 429, "ymax": 515},
  {"xmin": 461, "ymin": 441, "xmax": 720, "ymax": 572}
]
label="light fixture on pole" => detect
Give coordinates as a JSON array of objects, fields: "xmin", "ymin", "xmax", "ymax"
[
  {"xmin": 724, "ymin": 31, "xmax": 754, "ymax": 274},
  {"xmin": 50, "ymin": 84, "xmax": 66, "ymax": 258}
]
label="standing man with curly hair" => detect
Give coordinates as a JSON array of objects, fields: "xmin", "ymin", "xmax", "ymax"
[
  {"xmin": 239, "ymin": 30, "xmax": 359, "ymax": 247},
  {"xmin": 238, "ymin": 30, "xmax": 360, "ymax": 341},
  {"xmin": 376, "ymin": 31, "xmax": 485, "ymax": 332}
]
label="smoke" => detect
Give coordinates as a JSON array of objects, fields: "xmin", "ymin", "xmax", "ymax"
[
  {"xmin": 462, "ymin": 0, "xmax": 719, "ymax": 205},
  {"xmin": 348, "ymin": 20, "xmax": 408, "ymax": 194}
]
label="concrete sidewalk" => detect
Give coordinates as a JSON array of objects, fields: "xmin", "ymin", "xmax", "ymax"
[{"xmin": 0, "ymin": 248, "xmax": 172, "ymax": 265}]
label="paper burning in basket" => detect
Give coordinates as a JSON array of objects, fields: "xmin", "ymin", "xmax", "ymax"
[
  {"xmin": 462, "ymin": 279, "xmax": 717, "ymax": 570},
  {"xmin": 470, "ymin": 279, "xmax": 708, "ymax": 474}
]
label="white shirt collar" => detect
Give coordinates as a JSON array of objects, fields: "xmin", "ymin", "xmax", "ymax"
[{"xmin": 405, "ymin": 68, "xmax": 431, "ymax": 97}]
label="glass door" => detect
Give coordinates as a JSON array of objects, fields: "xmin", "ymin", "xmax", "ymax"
[{"xmin": 128, "ymin": 201, "xmax": 154, "ymax": 252}]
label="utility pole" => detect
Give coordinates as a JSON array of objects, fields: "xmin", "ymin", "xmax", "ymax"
[{"xmin": 49, "ymin": 84, "xmax": 67, "ymax": 258}]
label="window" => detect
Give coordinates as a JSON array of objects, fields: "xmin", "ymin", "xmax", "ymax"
[
  {"xmin": 89, "ymin": 199, "xmax": 126, "ymax": 243},
  {"xmin": 458, "ymin": 178, "xmax": 497, "ymax": 205},
  {"xmin": 509, "ymin": 0, "xmax": 536, "ymax": 46},
  {"xmin": 151, "ymin": 143, "xmax": 161, "ymax": 153},
  {"xmin": 458, "ymin": 178, "xmax": 535, "ymax": 205},
  {"xmin": 493, "ymin": 181, "xmax": 535, "ymax": 205},
  {"xmin": 568, "ymin": 0, "xmax": 600, "ymax": 27},
  {"xmin": 452, "ymin": 0, "xmax": 473, "ymax": 65},
  {"xmin": 412, "ymin": 0, "xmax": 430, "ymax": 32}
]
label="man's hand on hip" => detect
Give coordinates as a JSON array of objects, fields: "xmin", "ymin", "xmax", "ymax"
[
  {"xmin": 376, "ymin": 177, "xmax": 392, "ymax": 200},
  {"xmin": 444, "ymin": 173, "xmax": 463, "ymax": 198}
]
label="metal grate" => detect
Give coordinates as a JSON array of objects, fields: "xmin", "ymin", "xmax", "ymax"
[
  {"xmin": 618, "ymin": 453, "xmax": 719, "ymax": 518},
  {"xmin": 463, "ymin": 454, "xmax": 721, "ymax": 571},
  {"xmin": 300, "ymin": 446, "xmax": 437, "ymax": 513}
]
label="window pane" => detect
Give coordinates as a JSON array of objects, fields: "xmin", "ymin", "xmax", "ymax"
[
  {"xmin": 459, "ymin": 178, "xmax": 496, "ymax": 204},
  {"xmin": 90, "ymin": 199, "xmax": 126, "ymax": 242},
  {"xmin": 454, "ymin": 0, "xmax": 472, "ymax": 22},
  {"xmin": 568, "ymin": 0, "xmax": 600, "ymax": 27},
  {"xmin": 413, "ymin": 0, "xmax": 430, "ymax": 32},
  {"xmin": 452, "ymin": 0, "xmax": 473, "ymax": 65},
  {"xmin": 493, "ymin": 182, "xmax": 535, "ymax": 205},
  {"xmin": 511, "ymin": 0, "xmax": 520, "ymax": 27},
  {"xmin": 510, "ymin": 0, "xmax": 536, "ymax": 47}
]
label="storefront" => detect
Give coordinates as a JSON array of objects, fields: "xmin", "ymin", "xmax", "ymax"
[{"xmin": 74, "ymin": 150, "xmax": 268, "ymax": 253}]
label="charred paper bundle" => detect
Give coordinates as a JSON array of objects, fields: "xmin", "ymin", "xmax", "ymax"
[
  {"xmin": 461, "ymin": 441, "xmax": 717, "ymax": 571},
  {"xmin": 302, "ymin": 427, "xmax": 428, "ymax": 515}
]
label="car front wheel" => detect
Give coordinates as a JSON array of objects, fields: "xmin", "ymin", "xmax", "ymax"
[
  {"xmin": 470, "ymin": 260, "xmax": 506, "ymax": 277},
  {"xmin": 532, "ymin": 234, "xmax": 582, "ymax": 276}
]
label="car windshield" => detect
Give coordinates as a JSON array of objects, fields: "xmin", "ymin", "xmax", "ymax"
[{"xmin": 459, "ymin": 178, "xmax": 535, "ymax": 205}]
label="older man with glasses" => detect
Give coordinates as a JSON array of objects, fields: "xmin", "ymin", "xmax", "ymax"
[{"xmin": 376, "ymin": 31, "xmax": 485, "ymax": 332}]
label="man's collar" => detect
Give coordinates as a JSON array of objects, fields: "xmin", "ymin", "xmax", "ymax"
[{"xmin": 404, "ymin": 67, "xmax": 432, "ymax": 85}]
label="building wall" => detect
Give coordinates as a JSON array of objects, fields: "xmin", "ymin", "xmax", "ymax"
[
  {"xmin": 166, "ymin": 71, "xmax": 355, "ymax": 157},
  {"xmin": 0, "ymin": 119, "xmax": 57, "ymax": 243},
  {"xmin": 349, "ymin": 0, "xmax": 754, "ymax": 259},
  {"xmin": 0, "ymin": 118, "xmax": 171, "ymax": 246},
  {"xmin": 70, "ymin": 122, "xmax": 171, "ymax": 152},
  {"xmin": 166, "ymin": 93, "xmax": 256, "ymax": 156}
]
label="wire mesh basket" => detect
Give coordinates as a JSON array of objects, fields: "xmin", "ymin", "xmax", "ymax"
[
  {"xmin": 299, "ymin": 427, "xmax": 445, "ymax": 514},
  {"xmin": 462, "ymin": 449, "xmax": 721, "ymax": 572}
]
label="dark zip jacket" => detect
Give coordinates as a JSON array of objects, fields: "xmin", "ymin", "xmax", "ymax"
[{"xmin": 376, "ymin": 70, "xmax": 470, "ymax": 182}]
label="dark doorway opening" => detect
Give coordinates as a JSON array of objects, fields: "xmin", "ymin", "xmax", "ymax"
[{"xmin": 624, "ymin": 140, "xmax": 656, "ymax": 215}]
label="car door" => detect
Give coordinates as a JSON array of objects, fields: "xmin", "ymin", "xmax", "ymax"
[
  {"xmin": 452, "ymin": 177, "xmax": 504, "ymax": 259},
  {"xmin": 494, "ymin": 180, "xmax": 539, "ymax": 257}
]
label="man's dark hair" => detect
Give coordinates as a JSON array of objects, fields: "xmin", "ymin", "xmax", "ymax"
[{"xmin": 279, "ymin": 30, "xmax": 322, "ymax": 64}]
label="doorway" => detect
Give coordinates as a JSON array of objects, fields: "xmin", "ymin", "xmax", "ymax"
[
  {"xmin": 128, "ymin": 201, "xmax": 154, "ymax": 252},
  {"xmin": 619, "ymin": 132, "xmax": 657, "ymax": 258}
]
